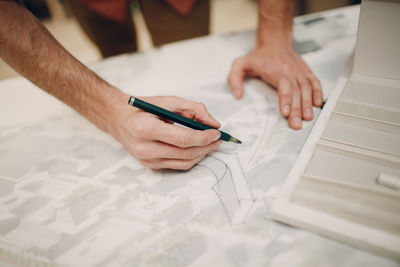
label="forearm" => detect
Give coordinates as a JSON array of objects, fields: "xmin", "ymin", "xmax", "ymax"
[
  {"xmin": 0, "ymin": 1, "xmax": 124, "ymax": 133},
  {"xmin": 0, "ymin": 2, "xmax": 225, "ymax": 170},
  {"xmin": 256, "ymin": 0, "xmax": 295, "ymax": 48}
]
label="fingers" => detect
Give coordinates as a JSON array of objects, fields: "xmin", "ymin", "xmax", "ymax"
[
  {"xmin": 227, "ymin": 58, "xmax": 246, "ymax": 99},
  {"xmin": 132, "ymin": 140, "xmax": 222, "ymax": 161},
  {"xmin": 277, "ymin": 77, "xmax": 304, "ymax": 129},
  {"xmin": 134, "ymin": 141, "xmax": 222, "ymax": 170},
  {"xmin": 298, "ymin": 76, "xmax": 313, "ymax": 121},
  {"xmin": 288, "ymin": 80, "xmax": 303, "ymax": 130},
  {"xmin": 153, "ymin": 96, "xmax": 221, "ymax": 129},
  {"xmin": 121, "ymin": 96, "xmax": 225, "ymax": 170},
  {"xmin": 126, "ymin": 113, "xmax": 221, "ymax": 170},
  {"xmin": 308, "ymin": 74, "xmax": 323, "ymax": 107},
  {"xmin": 227, "ymin": 48, "xmax": 323, "ymax": 131},
  {"xmin": 156, "ymin": 123, "xmax": 221, "ymax": 148},
  {"xmin": 278, "ymin": 77, "xmax": 292, "ymax": 117},
  {"xmin": 278, "ymin": 72, "xmax": 322, "ymax": 129},
  {"xmin": 139, "ymin": 155, "xmax": 206, "ymax": 171},
  {"xmin": 186, "ymin": 101, "xmax": 221, "ymax": 129},
  {"xmin": 130, "ymin": 113, "xmax": 221, "ymax": 148}
]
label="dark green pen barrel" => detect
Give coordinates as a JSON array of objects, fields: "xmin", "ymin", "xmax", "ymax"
[
  {"xmin": 219, "ymin": 131, "xmax": 231, "ymax": 142},
  {"xmin": 129, "ymin": 97, "xmax": 235, "ymax": 142}
]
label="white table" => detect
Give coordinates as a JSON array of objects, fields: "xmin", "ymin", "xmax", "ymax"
[{"xmin": 0, "ymin": 5, "xmax": 397, "ymax": 267}]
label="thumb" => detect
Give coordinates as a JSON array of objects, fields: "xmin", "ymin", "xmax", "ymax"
[{"xmin": 228, "ymin": 59, "xmax": 246, "ymax": 99}]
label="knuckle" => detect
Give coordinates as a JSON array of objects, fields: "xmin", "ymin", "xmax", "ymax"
[
  {"xmin": 195, "ymin": 102, "xmax": 207, "ymax": 113},
  {"xmin": 303, "ymin": 65, "xmax": 312, "ymax": 74},
  {"xmin": 311, "ymin": 78, "xmax": 322, "ymax": 89},
  {"xmin": 199, "ymin": 103, "xmax": 207, "ymax": 111},
  {"xmin": 302, "ymin": 99, "xmax": 312, "ymax": 107},
  {"xmin": 307, "ymin": 72, "xmax": 317, "ymax": 80},
  {"xmin": 200, "ymin": 133, "xmax": 211, "ymax": 145},
  {"xmin": 233, "ymin": 58, "xmax": 246, "ymax": 68},
  {"xmin": 131, "ymin": 119, "xmax": 150, "ymax": 137},
  {"xmin": 313, "ymin": 87, "xmax": 322, "ymax": 94},
  {"xmin": 172, "ymin": 96, "xmax": 182, "ymax": 102},
  {"xmin": 302, "ymin": 105, "xmax": 311, "ymax": 112},
  {"xmin": 292, "ymin": 86, "xmax": 301, "ymax": 94},
  {"xmin": 301, "ymin": 93, "xmax": 312, "ymax": 102},
  {"xmin": 291, "ymin": 107, "xmax": 301, "ymax": 115},
  {"xmin": 233, "ymin": 58, "xmax": 241, "ymax": 65},
  {"xmin": 132, "ymin": 143, "xmax": 147, "ymax": 159},
  {"xmin": 175, "ymin": 132, "xmax": 190, "ymax": 147},
  {"xmin": 314, "ymin": 93, "xmax": 322, "ymax": 100},
  {"xmin": 130, "ymin": 119, "xmax": 140, "ymax": 133},
  {"xmin": 182, "ymin": 149, "xmax": 194, "ymax": 160},
  {"xmin": 279, "ymin": 90, "xmax": 292, "ymax": 100},
  {"xmin": 300, "ymin": 83, "xmax": 311, "ymax": 92},
  {"xmin": 282, "ymin": 64, "xmax": 294, "ymax": 75},
  {"xmin": 167, "ymin": 96, "xmax": 180, "ymax": 105}
]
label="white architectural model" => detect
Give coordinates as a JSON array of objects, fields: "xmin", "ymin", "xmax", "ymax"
[{"xmin": 271, "ymin": 0, "xmax": 400, "ymax": 261}]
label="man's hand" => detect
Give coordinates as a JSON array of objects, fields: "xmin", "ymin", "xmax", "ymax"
[
  {"xmin": 0, "ymin": 3, "xmax": 221, "ymax": 171},
  {"xmin": 109, "ymin": 94, "xmax": 222, "ymax": 170},
  {"xmin": 227, "ymin": 0, "xmax": 323, "ymax": 130},
  {"xmin": 228, "ymin": 44, "xmax": 322, "ymax": 130}
]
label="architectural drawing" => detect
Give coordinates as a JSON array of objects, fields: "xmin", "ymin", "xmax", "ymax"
[
  {"xmin": 1, "ymin": 6, "xmax": 397, "ymax": 267},
  {"xmin": 0, "ymin": 80, "xmax": 277, "ymax": 266}
]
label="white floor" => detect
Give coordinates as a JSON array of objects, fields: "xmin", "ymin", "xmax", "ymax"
[{"xmin": 0, "ymin": 0, "xmax": 258, "ymax": 80}]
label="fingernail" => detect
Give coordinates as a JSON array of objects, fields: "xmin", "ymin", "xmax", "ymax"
[
  {"xmin": 292, "ymin": 117, "xmax": 302, "ymax": 127},
  {"xmin": 315, "ymin": 97, "xmax": 322, "ymax": 106},
  {"xmin": 304, "ymin": 108, "xmax": 313, "ymax": 118},
  {"xmin": 283, "ymin": 105, "xmax": 290, "ymax": 115},
  {"xmin": 234, "ymin": 89, "xmax": 242, "ymax": 99}
]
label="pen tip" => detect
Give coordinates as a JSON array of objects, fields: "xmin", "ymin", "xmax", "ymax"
[
  {"xmin": 229, "ymin": 137, "xmax": 242, "ymax": 144},
  {"xmin": 321, "ymin": 98, "xmax": 328, "ymax": 109}
]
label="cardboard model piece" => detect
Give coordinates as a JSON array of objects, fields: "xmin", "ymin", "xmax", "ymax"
[{"xmin": 271, "ymin": 0, "xmax": 400, "ymax": 261}]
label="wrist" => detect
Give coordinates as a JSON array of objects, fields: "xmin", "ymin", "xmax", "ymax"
[
  {"xmin": 256, "ymin": 30, "xmax": 293, "ymax": 50},
  {"xmin": 83, "ymin": 82, "xmax": 129, "ymax": 135},
  {"xmin": 256, "ymin": 0, "xmax": 294, "ymax": 49}
]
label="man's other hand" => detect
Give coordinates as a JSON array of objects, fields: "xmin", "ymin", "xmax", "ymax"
[{"xmin": 228, "ymin": 45, "xmax": 323, "ymax": 130}]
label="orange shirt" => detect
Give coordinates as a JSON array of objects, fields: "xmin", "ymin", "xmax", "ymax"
[{"xmin": 79, "ymin": 0, "xmax": 198, "ymax": 22}]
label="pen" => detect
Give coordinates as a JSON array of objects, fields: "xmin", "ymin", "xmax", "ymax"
[
  {"xmin": 321, "ymin": 98, "xmax": 328, "ymax": 109},
  {"xmin": 128, "ymin": 97, "xmax": 242, "ymax": 144}
]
